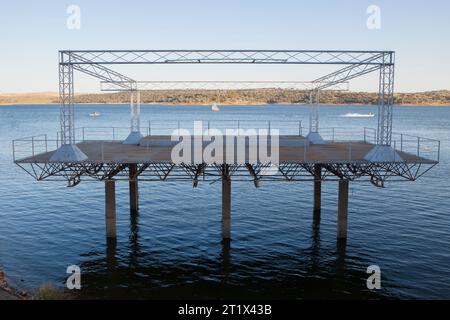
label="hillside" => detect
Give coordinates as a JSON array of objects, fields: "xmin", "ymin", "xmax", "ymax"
[{"xmin": 1, "ymin": 90, "xmax": 449, "ymax": 106}]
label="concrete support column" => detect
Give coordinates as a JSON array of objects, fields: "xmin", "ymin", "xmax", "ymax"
[
  {"xmin": 105, "ymin": 179, "xmax": 117, "ymax": 239},
  {"xmin": 222, "ymin": 171, "xmax": 231, "ymax": 241},
  {"xmin": 337, "ymin": 179, "xmax": 349, "ymax": 240},
  {"xmin": 313, "ymin": 165, "xmax": 322, "ymax": 221},
  {"xmin": 129, "ymin": 164, "xmax": 139, "ymax": 214}
]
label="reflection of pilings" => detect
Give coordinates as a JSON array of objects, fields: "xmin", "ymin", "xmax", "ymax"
[
  {"xmin": 336, "ymin": 238, "xmax": 347, "ymax": 279},
  {"xmin": 222, "ymin": 165, "xmax": 231, "ymax": 241},
  {"xmin": 220, "ymin": 239, "xmax": 231, "ymax": 288},
  {"xmin": 311, "ymin": 166, "xmax": 321, "ymax": 254},
  {"xmin": 106, "ymin": 238, "xmax": 117, "ymax": 264},
  {"xmin": 105, "ymin": 179, "xmax": 117, "ymax": 239},
  {"xmin": 220, "ymin": 239, "xmax": 231, "ymax": 272},
  {"xmin": 310, "ymin": 214, "xmax": 321, "ymax": 271},
  {"xmin": 313, "ymin": 165, "xmax": 322, "ymax": 223},
  {"xmin": 106, "ymin": 237, "xmax": 118, "ymax": 286},
  {"xmin": 129, "ymin": 205, "xmax": 140, "ymax": 267},
  {"xmin": 336, "ymin": 181, "xmax": 348, "ymax": 273},
  {"xmin": 312, "ymin": 216, "xmax": 320, "ymax": 245},
  {"xmin": 129, "ymin": 164, "xmax": 139, "ymax": 214},
  {"xmin": 337, "ymin": 180, "xmax": 349, "ymax": 240}
]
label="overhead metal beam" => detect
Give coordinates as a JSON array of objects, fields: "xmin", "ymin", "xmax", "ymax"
[
  {"xmin": 61, "ymin": 50, "xmax": 391, "ymax": 65},
  {"xmin": 312, "ymin": 64, "xmax": 381, "ymax": 91},
  {"xmin": 67, "ymin": 52, "xmax": 136, "ymax": 89},
  {"xmin": 311, "ymin": 53, "xmax": 387, "ymax": 90},
  {"xmin": 99, "ymin": 80, "xmax": 350, "ymax": 92}
]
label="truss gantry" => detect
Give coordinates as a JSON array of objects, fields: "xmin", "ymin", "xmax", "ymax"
[{"xmin": 54, "ymin": 50, "xmax": 395, "ymax": 159}]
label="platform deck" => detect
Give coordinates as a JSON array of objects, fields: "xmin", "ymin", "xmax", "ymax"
[{"xmin": 16, "ymin": 135, "xmax": 434, "ymax": 164}]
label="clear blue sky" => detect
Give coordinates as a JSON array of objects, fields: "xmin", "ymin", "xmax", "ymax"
[{"xmin": 0, "ymin": 0, "xmax": 449, "ymax": 93}]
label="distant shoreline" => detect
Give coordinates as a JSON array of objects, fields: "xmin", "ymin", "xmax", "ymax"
[
  {"xmin": 1, "ymin": 89, "xmax": 449, "ymax": 106},
  {"xmin": 1, "ymin": 102, "xmax": 450, "ymax": 107}
]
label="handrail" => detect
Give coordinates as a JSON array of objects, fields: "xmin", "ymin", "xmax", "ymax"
[
  {"xmin": 12, "ymin": 122, "xmax": 441, "ymax": 163},
  {"xmin": 148, "ymin": 119, "xmax": 303, "ymax": 136}
]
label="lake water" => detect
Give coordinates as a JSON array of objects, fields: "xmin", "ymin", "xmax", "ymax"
[{"xmin": 0, "ymin": 104, "xmax": 449, "ymax": 299}]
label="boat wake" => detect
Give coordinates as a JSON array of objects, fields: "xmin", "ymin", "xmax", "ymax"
[{"xmin": 339, "ymin": 112, "xmax": 374, "ymax": 118}]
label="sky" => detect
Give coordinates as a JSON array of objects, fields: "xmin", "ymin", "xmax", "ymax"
[{"xmin": 0, "ymin": 0, "xmax": 449, "ymax": 93}]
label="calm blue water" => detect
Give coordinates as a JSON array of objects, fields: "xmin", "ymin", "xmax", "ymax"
[{"xmin": 0, "ymin": 104, "xmax": 449, "ymax": 299}]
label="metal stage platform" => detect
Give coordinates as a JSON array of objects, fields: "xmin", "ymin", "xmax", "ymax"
[
  {"xmin": 12, "ymin": 49, "xmax": 441, "ymax": 243},
  {"xmin": 14, "ymin": 126, "xmax": 438, "ymax": 185}
]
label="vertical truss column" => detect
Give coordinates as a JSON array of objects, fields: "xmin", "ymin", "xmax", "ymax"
[
  {"xmin": 309, "ymin": 90, "xmax": 319, "ymax": 133},
  {"xmin": 364, "ymin": 52, "xmax": 402, "ymax": 162},
  {"xmin": 123, "ymin": 89, "xmax": 143, "ymax": 145},
  {"xmin": 60, "ymin": 62, "xmax": 74, "ymax": 144},
  {"xmin": 50, "ymin": 53, "xmax": 87, "ymax": 161},
  {"xmin": 377, "ymin": 53, "xmax": 395, "ymax": 146},
  {"xmin": 306, "ymin": 89, "xmax": 325, "ymax": 144},
  {"xmin": 131, "ymin": 90, "xmax": 141, "ymax": 132}
]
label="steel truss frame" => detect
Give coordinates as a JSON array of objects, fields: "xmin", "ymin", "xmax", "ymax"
[
  {"xmin": 99, "ymin": 80, "xmax": 350, "ymax": 92},
  {"xmin": 129, "ymin": 90, "xmax": 140, "ymax": 133},
  {"xmin": 17, "ymin": 49, "xmax": 419, "ymax": 187},
  {"xmin": 57, "ymin": 49, "xmax": 395, "ymax": 147},
  {"xmin": 16, "ymin": 160, "xmax": 437, "ymax": 188},
  {"xmin": 61, "ymin": 50, "xmax": 390, "ymax": 65},
  {"xmin": 100, "ymin": 81, "xmax": 348, "ymax": 139}
]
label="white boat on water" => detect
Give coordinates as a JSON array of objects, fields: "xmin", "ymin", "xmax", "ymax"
[
  {"xmin": 340, "ymin": 112, "xmax": 374, "ymax": 118},
  {"xmin": 89, "ymin": 112, "xmax": 101, "ymax": 117},
  {"xmin": 211, "ymin": 104, "xmax": 220, "ymax": 112}
]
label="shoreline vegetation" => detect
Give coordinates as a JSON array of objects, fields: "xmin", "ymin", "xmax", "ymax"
[
  {"xmin": 0, "ymin": 268, "xmax": 70, "ymax": 300},
  {"xmin": 0, "ymin": 89, "xmax": 449, "ymax": 106},
  {"xmin": 0, "ymin": 269, "xmax": 27, "ymax": 300}
]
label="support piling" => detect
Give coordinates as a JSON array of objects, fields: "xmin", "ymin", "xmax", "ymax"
[
  {"xmin": 105, "ymin": 179, "xmax": 117, "ymax": 239},
  {"xmin": 337, "ymin": 179, "xmax": 349, "ymax": 240},
  {"xmin": 222, "ymin": 165, "xmax": 231, "ymax": 241},
  {"xmin": 313, "ymin": 165, "xmax": 322, "ymax": 222},
  {"xmin": 129, "ymin": 164, "xmax": 139, "ymax": 214}
]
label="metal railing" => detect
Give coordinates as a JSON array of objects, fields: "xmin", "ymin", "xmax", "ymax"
[
  {"xmin": 56, "ymin": 126, "xmax": 137, "ymax": 145},
  {"xmin": 12, "ymin": 134, "xmax": 48, "ymax": 162},
  {"xmin": 391, "ymin": 132, "xmax": 440, "ymax": 163},
  {"xmin": 318, "ymin": 127, "xmax": 377, "ymax": 143},
  {"xmin": 147, "ymin": 119, "xmax": 303, "ymax": 136},
  {"xmin": 12, "ymin": 122, "xmax": 440, "ymax": 163}
]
